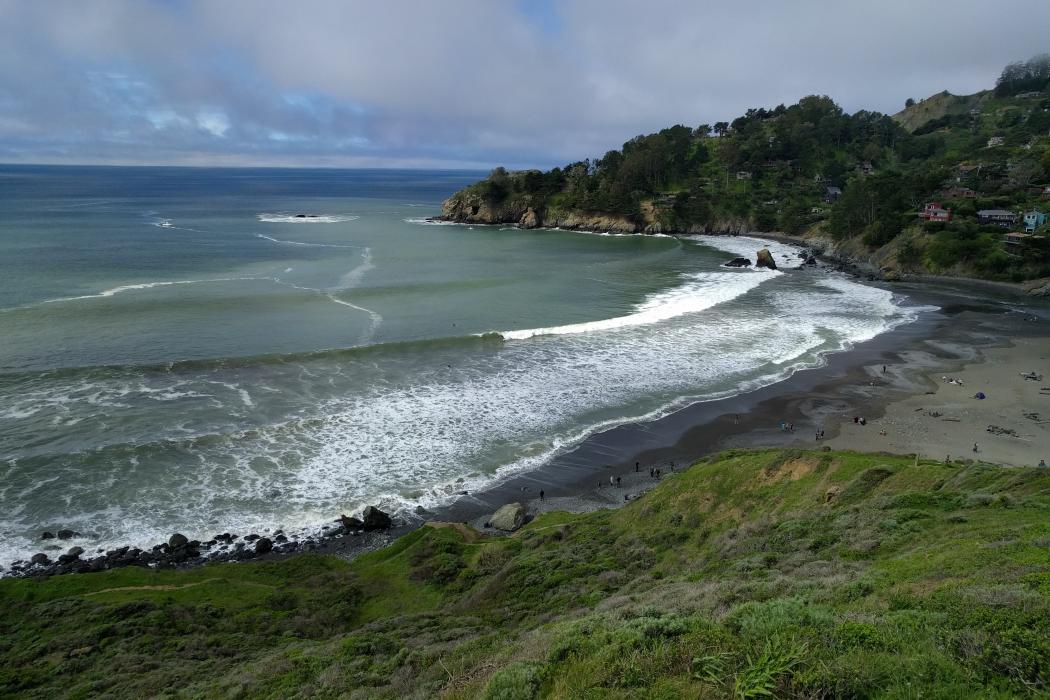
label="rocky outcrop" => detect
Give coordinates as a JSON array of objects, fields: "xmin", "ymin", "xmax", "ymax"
[
  {"xmin": 519, "ymin": 207, "xmax": 541, "ymax": 229},
  {"xmin": 755, "ymin": 248, "xmax": 777, "ymax": 270},
  {"xmin": 723, "ymin": 257, "xmax": 752, "ymax": 268},
  {"xmin": 362, "ymin": 506, "xmax": 392, "ymax": 531},
  {"xmin": 489, "ymin": 503, "xmax": 527, "ymax": 532},
  {"xmin": 1024, "ymin": 278, "xmax": 1050, "ymax": 297}
]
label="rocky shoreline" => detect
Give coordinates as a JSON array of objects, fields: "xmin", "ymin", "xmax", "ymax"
[{"xmin": 5, "ymin": 505, "xmax": 409, "ymax": 578}]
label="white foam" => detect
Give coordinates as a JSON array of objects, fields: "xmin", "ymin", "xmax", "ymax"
[
  {"xmin": 336, "ymin": 247, "xmax": 374, "ymax": 290},
  {"xmin": 403, "ymin": 217, "xmax": 459, "ymax": 226},
  {"xmin": 41, "ymin": 277, "xmax": 260, "ymax": 304},
  {"xmin": 255, "ymin": 234, "xmax": 360, "ymax": 249},
  {"xmin": 689, "ymin": 234, "xmax": 807, "ymax": 269},
  {"xmin": 495, "ymin": 269, "xmax": 776, "ymax": 340},
  {"xmin": 258, "ymin": 213, "xmax": 359, "ymax": 224}
]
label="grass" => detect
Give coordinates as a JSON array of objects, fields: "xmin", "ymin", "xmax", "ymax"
[{"xmin": 2, "ymin": 448, "xmax": 1049, "ymax": 698}]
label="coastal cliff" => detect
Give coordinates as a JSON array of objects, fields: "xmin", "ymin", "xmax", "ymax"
[
  {"xmin": 437, "ymin": 57, "xmax": 1050, "ymax": 287},
  {"xmin": 441, "ymin": 185, "xmax": 751, "ymax": 235}
]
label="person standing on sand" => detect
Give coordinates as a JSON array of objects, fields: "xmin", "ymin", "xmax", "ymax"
[
  {"xmin": 635, "ymin": 461, "xmax": 640, "ymax": 472},
  {"xmin": 973, "ymin": 442, "xmax": 979, "ymax": 453},
  {"xmin": 539, "ymin": 490, "xmax": 544, "ymax": 501},
  {"xmin": 1039, "ymin": 459, "xmax": 1046, "ymax": 468},
  {"xmin": 616, "ymin": 476, "xmax": 622, "ymax": 487}
]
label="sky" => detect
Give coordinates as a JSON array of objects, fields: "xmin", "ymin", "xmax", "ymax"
[{"xmin": 1, "ymin": 0, "xmax": 1048, "ymax": 170}]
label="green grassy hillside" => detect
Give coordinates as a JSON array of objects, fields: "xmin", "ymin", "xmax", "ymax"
[{"xmin": 3, "ymin": 449, "xmax": 1049, "ymax": 698}]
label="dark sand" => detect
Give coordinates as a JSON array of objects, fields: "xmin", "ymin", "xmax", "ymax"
[{"xmin": 311, "ymin": 279, "xmax": 1049, "ymax": 559}]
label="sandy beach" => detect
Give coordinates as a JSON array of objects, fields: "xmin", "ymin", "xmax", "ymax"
[{"xmin": 825, "ymin": 336, "xmax": 1049, "ymax": 467}]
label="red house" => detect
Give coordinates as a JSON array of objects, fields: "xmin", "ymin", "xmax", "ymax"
[{"xmin": 921, "ymin": 202, "xmax": 952, "ymax": 222}]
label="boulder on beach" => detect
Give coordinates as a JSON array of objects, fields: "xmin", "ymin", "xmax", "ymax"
[
  {"xmin": 804, "ymin": 256, "xmax": 817, "ymax": 266},
  {"xmin": 30, "ymin": 553, "xmax": 50, "ymax": 566},
  {"xmin": 168, "ymin": 533, "xmax": 189, "ymax": 548},
  {"xmin": 489, "ymin": 502, "xmax": 527, "ymax": 532},
  {"xmin": 755, "ymin": 248, "xmax": 777, "ymax": 270},
  {"xmin": 339, "ymin": 514, "xmax": 364, "ymax": 531},
  {"xmin": 254, "ymin": 537, "xmax": 273, "ymax": 555},
  {"xmin": 361, "ymin": 506, "xmax": 392, "ymax": 531},
  {"xmin": 723, "ymin": 257, "xmax": 752, "ymax": 268}
]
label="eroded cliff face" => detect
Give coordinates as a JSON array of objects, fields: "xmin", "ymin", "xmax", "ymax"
[{"xmin": 440, "ymin": 192, "xmax": 752, "ymax": 235}]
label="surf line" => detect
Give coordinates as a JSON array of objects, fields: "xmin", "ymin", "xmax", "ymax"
[{"xmin": 38, "ymin": 277, "xmax": 263, "ymax": 306}]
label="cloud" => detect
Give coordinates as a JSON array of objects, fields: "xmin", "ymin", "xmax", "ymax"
[{"xmin": 0, "ymin": 0, "xmax": 1048, "ymax": 168}]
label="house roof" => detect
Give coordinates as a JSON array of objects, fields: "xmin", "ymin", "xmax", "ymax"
[{"xmin": 978, "ymin": 209, "xmax": 1016, "ymax": 216}]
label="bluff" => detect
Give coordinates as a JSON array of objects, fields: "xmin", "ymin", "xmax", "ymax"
[
  {"xmin": 441, "ymin": 54, "xmax": 1050, "ymax": 285},
  {"xmin": 3, "ymin": 449, "xmax": 1048, "ymax": 697}
]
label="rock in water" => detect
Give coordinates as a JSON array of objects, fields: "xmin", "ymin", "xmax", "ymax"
[
  {"xmin": 254, "ymin": 537, "xmax": 273, "ymax": 555},
  {"xmin": 723, "ymin": 257, "xmax": 752, "ymax": 268},
  {"xmin": 755, "ymin": 248, "xmax": 777, "ymax": 270},
  {"xmin": 489, "ymin": 503, "xmax": 527, "ymax": 532},
  {"xmin": 361, "ymin": 506, "xmax": 392, "ymax": 531},
  {"xmin": 168, "ymin": 533, "xmax": 189, "ymax": 548},
  {"xmin": 30, "ymin": 553, "xmax": 50, "ymax": 566}
]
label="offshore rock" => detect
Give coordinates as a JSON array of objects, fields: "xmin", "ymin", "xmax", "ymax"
[
  {"xmin": 254, "ymin": 537, "xmax": 273, "ymax": 555},
  {"xmin": 168, "ymin": 533, "xmax": 189, "ymax": 548},
  {"xmin": 723, "ymin": 257, "xmax": 752, "ymax": 268},
  {"xmin": 755, "ymin": 248, "xmax": 777, "ymax": 270},
  {"xmin": 489, "ymin": 503, "xmax": 527, "ymax": 532}
]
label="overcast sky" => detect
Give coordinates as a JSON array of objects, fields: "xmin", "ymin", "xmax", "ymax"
[{"xmin": 1, "ymin": 0, "xmax": 1048, "ymax": 170}]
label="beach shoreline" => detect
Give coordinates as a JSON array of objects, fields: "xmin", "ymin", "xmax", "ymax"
[{"xmin": 9, "ymin": 275, "xmax": 1050, "ymax": 576}]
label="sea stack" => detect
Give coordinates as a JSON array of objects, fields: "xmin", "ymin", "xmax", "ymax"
[{"xmin": 755, "ymin": 248, "xmax": 777, "ymax": 270}]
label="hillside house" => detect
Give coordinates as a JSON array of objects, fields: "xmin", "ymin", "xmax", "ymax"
[
  {"xmin": 1003, "ymin": 232, "xmax": 1034, "ymax": 246},
  {"xmin": 1043, "ymin": 185, "xmax": 1050, "ymax": 200},
  {"xmin": 860, "ymin": 161, "xmax": 875, "ymax": 175},
  {"xmin": 824, "ymin": 186, "xmax": 842, "ymax": 203},
  {"xmin": 1024, "ymin": 211, "xmax": 1048, "ymax": 231},
  {"xmin": 921, "ymin": 203, "xmax": 952, "ymax": 222},
  {"xmin": 978, "ymin": 209, "xmax": 1018, "ymax": 227},
  {"xmin": 735, "ymin": 171, "xmax": 752, "ymax": 180},
  {"xmin": 987, "ymin": 136, "xmax": 1005, "ymax": 147}
]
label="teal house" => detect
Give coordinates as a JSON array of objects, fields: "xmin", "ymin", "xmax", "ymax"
[{"xmin": 1023, "ymin": 210, "xmax": 1047, "ymax": 232}]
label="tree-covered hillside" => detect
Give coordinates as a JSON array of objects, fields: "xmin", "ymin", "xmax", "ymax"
[{"xmin": 443, "ymin": 55, "xmax": 1050, "ymax": 283}]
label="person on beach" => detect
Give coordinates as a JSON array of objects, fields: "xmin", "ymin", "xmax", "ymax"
[
  {"xmin": 539, "ymin": 490, "xmax": 545, "ymax": 501},
  {"xmin": 610, "ymin": 476, "xmax": 615, "ymax": 487},
  {"xmin": 882, "ymin": 365, "xmax": 887, "ymax": 374},
  {"xmin": 655, "ymin": 468, "xmax": 661, "ymax": 479},
  {"xmin": 670, "ymin": 461, "xmax": 675, "ymax": 472},
  {"xmin": 973, "ymin": 442, "xmax": 979, "ymax": 453},
  {"xmin": 635, "ymin": 461, "xmax": 640, "ymax": 473},
  {"xmin": 616, "ymin": 476, "xmax": 622, "ymax": 487},
  {"xmin": 1039, "ymin": 459, "xmax": 1046, "ymax": 468},
  {"xmin": 649, "ymin": 467, "xmax": 655, "ymax": 478}
]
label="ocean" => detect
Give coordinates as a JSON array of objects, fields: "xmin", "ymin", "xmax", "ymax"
[{"xmin": 0, "ymin": 165, "xmax": 919, "ymax": 568}]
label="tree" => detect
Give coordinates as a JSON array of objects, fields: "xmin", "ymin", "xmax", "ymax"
[
  {"xmin": 713, "ymin": 121, "xmax": 730, "ymax": 137},
  {"xmin": 905, "ymin": 98, "xmax": 916, "ymax": 108}
]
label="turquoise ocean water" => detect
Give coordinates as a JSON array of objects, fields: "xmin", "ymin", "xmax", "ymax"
[{"xmin": 0, "ymin": 165, "xmax": 918, "ymax": 567}]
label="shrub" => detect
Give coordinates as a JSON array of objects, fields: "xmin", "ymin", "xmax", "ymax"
[{"xmin": 482, "ymin": 662, "xmax": 544, "ymax": 700}]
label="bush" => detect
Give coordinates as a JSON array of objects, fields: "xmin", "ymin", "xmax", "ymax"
[{"xmin": 482, "ymin": 662, "xmax": 544, "ymax": 700}]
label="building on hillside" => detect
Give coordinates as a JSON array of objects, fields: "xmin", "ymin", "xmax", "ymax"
[
  {"xmin": 978, "ymin": 209, "xmax": 1019, "ymax": 227},
  {"xmin": 1043, "ymin": 185, "xmax": 1050, "ymax": 200},
  {"xmin": 921, "ymin": 203, "xmax": 952, "ymax": 222},
  {"xmin": 941, "ymin": 186, "xmax": 977, "ymax": 199},
  {"xmin": 1024, "ymin": 211, "xmax": 1048, "ymax": 232},
  {"xmin": 1003, "ymin": 232, "xmax": 1034, "ymax": 246},
  {"xmin": 987, "ymin": 136, "xmax": 1005, "ymax": 148},
  {"xmin": 735, "ymin": 171, "xmax": 752, "ymax": 180},
  {"xmin": 824, "ymin": 186, "xmax": 842, "ymax": 203},
  {"xmin": 814, "ymin": 173, "xmax": 825, "ymax": 183},
  {"xmin": 860, "ymin": 161, "xmax": 875, "ymax": 175}
]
